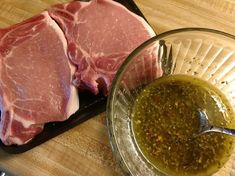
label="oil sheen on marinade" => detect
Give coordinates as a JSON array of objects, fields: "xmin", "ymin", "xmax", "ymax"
[{"xmin": 132, "ymin": 75, "xmax": 234, "ymax": 176}]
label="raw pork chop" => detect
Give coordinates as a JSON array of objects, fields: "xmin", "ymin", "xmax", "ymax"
[
  {"xmin": 49, "ymin": 0, "xmax": 156, "ymax": 95},
  {"xmin": 0, "ymin": 12, "xmax": 79, "ymax": 145}
]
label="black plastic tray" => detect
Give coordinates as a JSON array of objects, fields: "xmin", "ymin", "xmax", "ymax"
[{"xmin": 0, "ymin": 0, "xmax": 148, "ymax": 154}]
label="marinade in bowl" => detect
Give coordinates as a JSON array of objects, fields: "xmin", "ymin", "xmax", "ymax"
[{"xmin": 132, "ymin": 75, "xmax": 235, "ymax": 176}]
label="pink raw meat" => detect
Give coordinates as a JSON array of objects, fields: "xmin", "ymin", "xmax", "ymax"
[
  {"xmin": 0, "ymin": 12, "xmax": 79, "ymax": 145},
  {"xmin": 49, "ymin": 0, "xmax": 156, "ymax": 95}
]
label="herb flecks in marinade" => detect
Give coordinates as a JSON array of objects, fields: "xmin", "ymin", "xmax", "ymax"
[{"xmin": 132, "ymin": 75, "xmax": 234, "ymax": 176}]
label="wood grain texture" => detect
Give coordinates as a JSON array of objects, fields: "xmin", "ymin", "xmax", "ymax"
[
  {"xmin": 135, "ymin": 0, "xmax": 235, "ymax": 35},
  {"xmin": 0, "ymin": 0, "xmax": 235, "ymax": 175}
]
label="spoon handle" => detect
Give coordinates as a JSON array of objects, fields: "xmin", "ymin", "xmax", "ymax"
[{"xmin": 210, "ymin": 126, "xmax": 235, "ymax": 136}]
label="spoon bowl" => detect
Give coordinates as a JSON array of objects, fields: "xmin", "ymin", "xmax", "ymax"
[{"xmin": 197, "ymin": 110, "xmax": 235, "ymax": 137}]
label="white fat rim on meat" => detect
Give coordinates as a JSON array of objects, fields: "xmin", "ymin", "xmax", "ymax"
[
  {"xmin": 8, "ymin": 137, "xmax": 24, "ymax": 145},
  {"xmin": 0, "ymin": 92, "xmax": 14, "ymax": 143},
  {"xmin": 0, "ymin": 95, "xmax": 36, "ymax": 144},
  {"xmin": 44, "ymin": 11, "xmax": 79, "ymax": 118},
  {"xmin": 66, "ymin": 86, "xmax": 79, "ymax": 117},
  {"xmin": 3, "ymin": 108, "xmax": 44, "ymax": 145}
]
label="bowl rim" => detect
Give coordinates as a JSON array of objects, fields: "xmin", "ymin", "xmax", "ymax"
[{"xmin": 106, "ymin": 27, "xmax": 235, "ymax": 175}]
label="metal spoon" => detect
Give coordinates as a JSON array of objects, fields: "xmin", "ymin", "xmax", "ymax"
[
  {"xmin": 0, "ymin": 169, "xmax": 12, "ymax": 176},
  {"xmin": 0, "ymin": 171, "xmax": 6, "ymax": 176},
  {"xmin": 196, "ymin": 110, "xmax": 235, "ymax": 137}
]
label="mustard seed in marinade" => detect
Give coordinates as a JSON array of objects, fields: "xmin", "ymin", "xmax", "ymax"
[{"xmin": 132, "ymin": 75, "xmax": 235, "ymax": 176}]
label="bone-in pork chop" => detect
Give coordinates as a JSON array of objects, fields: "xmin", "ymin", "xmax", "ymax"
[
  {"xmin": 49, "ymin": 0, "xmax": 156, "ymax": 95},
  {"xmin": 0, "ymin": 12, "xmax": 79, "ymax": 145}
]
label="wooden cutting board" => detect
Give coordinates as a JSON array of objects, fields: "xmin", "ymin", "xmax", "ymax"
[{"xmin": 0, "ymin": 0, "xmax": 235, "ymax": 176}]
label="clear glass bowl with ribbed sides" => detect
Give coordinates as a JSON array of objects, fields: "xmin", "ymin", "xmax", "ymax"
[{"xmin": 107, "ymin": 28, "xmax": 235, "ymax": 176}]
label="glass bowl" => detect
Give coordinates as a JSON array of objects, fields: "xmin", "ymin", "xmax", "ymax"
[{"xmin": 106, "ymin": 28, "xmax": 235, "ymax": 176}]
